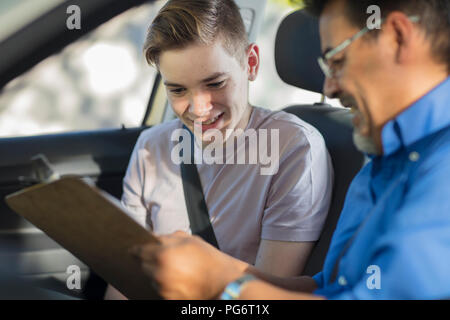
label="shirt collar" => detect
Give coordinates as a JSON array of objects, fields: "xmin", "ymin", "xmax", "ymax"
[{"xmin": 381, "ymin": 76, "xmax": 450, "ymax": 156}]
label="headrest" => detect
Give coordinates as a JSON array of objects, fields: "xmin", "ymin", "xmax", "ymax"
[{"xmin": 275, "ymin": 9, "xmax": 324, "ymax": 94}]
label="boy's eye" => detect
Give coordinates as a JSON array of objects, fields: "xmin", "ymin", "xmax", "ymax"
[
  {"xmin": 170, "ymin": 88, "xmax": 186, "ymax": 95},
  {"xmin": 207, "ymin": 80, "xmax": 225, "ymax": 88}
]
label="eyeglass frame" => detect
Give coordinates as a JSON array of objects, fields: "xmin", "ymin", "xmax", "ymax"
[{"xmin": 317, "ymin": 15, "xmax": 420, "ymax": 79}]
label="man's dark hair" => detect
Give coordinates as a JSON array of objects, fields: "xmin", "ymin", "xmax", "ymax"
[{"xmin": 303, "ymin": 0, "xmax": 450, "ymax": 71}]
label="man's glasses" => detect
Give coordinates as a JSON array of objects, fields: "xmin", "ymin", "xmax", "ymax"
[{"xmin": 318, "ymin": 16, "xmax": 420, "ymax": 79}]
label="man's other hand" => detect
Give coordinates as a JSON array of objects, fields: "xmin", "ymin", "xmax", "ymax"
[{"xmin": 130, "ymin": 231, "xmax": 248, "ymax": 299}]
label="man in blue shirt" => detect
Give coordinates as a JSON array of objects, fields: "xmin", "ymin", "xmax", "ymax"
[{"xmin": 131, "ymin": 0, "xmax": 450, "ymax": 299}]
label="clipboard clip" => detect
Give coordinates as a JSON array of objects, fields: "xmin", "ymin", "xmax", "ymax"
[{"xmin": 18, "ymin": 154, "xmax": 61, "ymax": 185}]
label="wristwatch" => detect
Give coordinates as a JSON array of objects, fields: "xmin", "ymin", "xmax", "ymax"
[{"xmin": 220, "ymin": 274, "xmax": 257, "ymax": 300}]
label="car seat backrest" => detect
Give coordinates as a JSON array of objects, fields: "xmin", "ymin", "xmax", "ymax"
[
  {"xmin": 275, "ymin": 9, "xmax": 324, "ymax": 94},
  {"xmin": 275, "ymin": 10, "xmax": 366, "ymax": 275},
  {"xmin": 283, "ymin": 105, "xmax": 365, "ymax": 275}
]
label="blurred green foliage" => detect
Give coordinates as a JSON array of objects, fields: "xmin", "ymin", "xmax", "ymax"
[{"xmin": 269, "ymin": 0, "xmax": 304, "ymax": 8}]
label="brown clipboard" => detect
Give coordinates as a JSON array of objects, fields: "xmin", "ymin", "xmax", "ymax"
[{"xmin": 5, "ymin": 176, "xmax": 160, "ymax": 300}]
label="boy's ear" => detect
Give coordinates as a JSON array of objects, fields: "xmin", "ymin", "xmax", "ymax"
[{"xmin": 246, "ymin": 43, "xmax": 260, "ymax": 81}]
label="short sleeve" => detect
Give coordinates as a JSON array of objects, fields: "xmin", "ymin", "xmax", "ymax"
[
  {"xmin": 261, "ymin": 129, "xmax": 333, "ymax": 242},
  {"xmin": 121, "ymin": 134, "xmax": 150, "ymax": 228}
]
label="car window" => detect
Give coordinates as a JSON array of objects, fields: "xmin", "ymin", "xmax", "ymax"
[
  {"xmin": 249, "ymin": 0, "xmax": 342, "ymax": 110},
  {"xmin": 0, "ymin": 1, "xmax": 165, "ymax": 138},
  {"xmin": 0, "ymin": 0, "xmax": 66, "ymax": 42},
  {"xmin": 0, "ymin": 0, "xmax": 341, "ymax": 138}
]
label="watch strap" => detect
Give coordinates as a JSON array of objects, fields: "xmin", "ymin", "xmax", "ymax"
[{"xmin": 220, "ymin": 274, "xmax": 257, "ymax": 300}]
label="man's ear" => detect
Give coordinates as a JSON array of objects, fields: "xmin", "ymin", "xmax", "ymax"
[
  {"xmin": 385, "ymin": 12, "xmax": 417, "ymax": 65},
  {"xmin": 246, "ymin": 43, "xmax": 260, "ymax": 81}
]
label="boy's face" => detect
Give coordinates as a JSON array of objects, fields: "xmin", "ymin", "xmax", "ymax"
[{"xmin": 158, "ymin": 39, "xmax": 259, "ymax": 144}]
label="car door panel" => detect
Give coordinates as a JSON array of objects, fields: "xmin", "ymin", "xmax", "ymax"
[{"xmin": 0, "ymin": 126, "xmax": 146, "ymax": 297}]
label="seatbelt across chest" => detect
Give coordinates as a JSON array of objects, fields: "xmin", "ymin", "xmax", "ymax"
[{"xmin": 179, "ymin": 126, "xmax": 219, "ymax": 249}]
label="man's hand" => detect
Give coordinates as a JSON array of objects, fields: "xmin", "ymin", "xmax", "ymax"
[{"xmin": 130, "ymin": 231, "xmax": 248, "ymax": 300}]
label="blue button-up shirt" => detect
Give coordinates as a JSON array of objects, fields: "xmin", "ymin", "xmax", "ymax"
[{"xmin": 314, "ymin": 77, "xmax": 450, "ymax": 299}]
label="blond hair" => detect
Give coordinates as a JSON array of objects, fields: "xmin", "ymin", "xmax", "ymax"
[{"xmin": 144, "ymin": 0, "xmax": 249, "ymax": 67}]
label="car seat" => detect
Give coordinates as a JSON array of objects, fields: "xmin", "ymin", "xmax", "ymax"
[{"xmin": 275, "ymin": 9, "xmax": 366, "ymax": 276}]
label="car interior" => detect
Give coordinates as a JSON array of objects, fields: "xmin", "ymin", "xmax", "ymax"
[
  {"xmin": 0, "ymin": 0, "xmax": 365, "ymax": 299},
  {"xmin": 275, "ymin": 9, "xmax": 366, "ymax": 276}
]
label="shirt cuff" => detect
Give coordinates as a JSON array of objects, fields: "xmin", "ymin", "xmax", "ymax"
[{"xmin": 312, "ymin": 271, "xmax": 324, "ymax": 289}]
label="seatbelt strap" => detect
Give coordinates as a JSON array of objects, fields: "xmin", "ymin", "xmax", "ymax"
[{"xmin": 179, "ymin": 126, "xmax": 219, "ymax": 249}]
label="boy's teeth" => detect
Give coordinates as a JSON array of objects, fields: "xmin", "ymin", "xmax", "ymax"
[{"xmin": 203, "ymin": 115, "xmax": 219, "ymax": 125}]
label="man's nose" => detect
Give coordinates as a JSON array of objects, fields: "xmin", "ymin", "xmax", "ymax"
[
  {"xmin": 188, "ymin": 92, "xmax": 213, "ymax": 116},
  {"xmin": 323, "ymin": 76, "xmax": 340, "ymax": 99}
]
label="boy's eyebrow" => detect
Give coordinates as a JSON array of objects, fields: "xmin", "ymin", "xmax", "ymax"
[
  {"xmin": 201, "ymin": 72, "xmax": 228, "ymax": 83},
  {"xmin": 164, "ymin": 72, "xmax": 228, "ymax": 87},
  {"xmin": 164, "ymin": 80, "xmax": 183, "ymax": 87}
]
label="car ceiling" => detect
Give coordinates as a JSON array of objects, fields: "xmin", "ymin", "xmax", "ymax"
[{"xmin": 0, "ymin": 0, "xmax": 152, "ymax": 90}]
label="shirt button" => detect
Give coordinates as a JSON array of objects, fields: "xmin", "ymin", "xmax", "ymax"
[
  {"xmin": 338, "ymin": 276, "xmax": 347, "ymax": 286},
  {"xmin": 409, "ymin": 151, "xmax": 420, "ymax": 162}
]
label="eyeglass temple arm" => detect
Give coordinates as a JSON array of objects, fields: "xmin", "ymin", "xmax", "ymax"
[{"xmin": 324, "ymin": 16, "xmax": 419, "ymax": 61}]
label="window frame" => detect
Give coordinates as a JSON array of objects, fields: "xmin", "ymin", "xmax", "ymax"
[{"xmin": 0, "ymin": 0, "xmax": 158, "ymax": 130}]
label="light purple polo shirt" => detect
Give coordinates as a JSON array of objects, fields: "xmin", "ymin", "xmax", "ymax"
[{"xmin": 121, "ymin": 107, "xmax": 333, "ymax": 264}]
